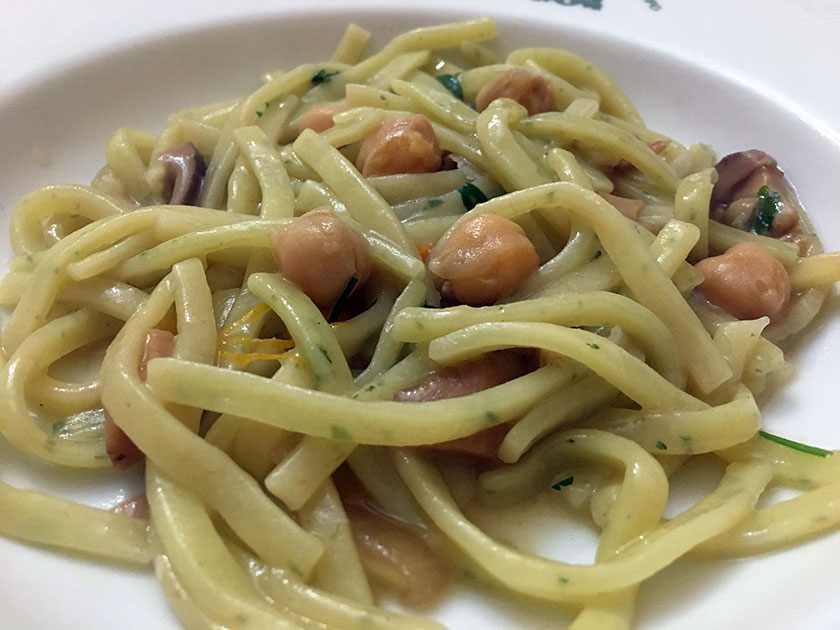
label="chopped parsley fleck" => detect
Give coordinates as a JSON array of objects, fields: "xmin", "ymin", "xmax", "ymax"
[
  {"xmin": 552, "ymin": 476, "xmax": 574, "ymax": 490},
  {"xmin": 331, "ymin": 425, "xmax": 352, "ymax": 440},
  {"xmin": 311, "ymin": 69, "xmax": 340, "ymax": 84},
  {"xmin": 485, "ymin": 410, "xmax": 500, "ymax": 425},
  {"xmin": 327, "ymin": 276, "xmax": 358, "ymax": 323},
  {"xmin": 435, "ymin": 74, "xmax": 463, "ymax": 100},
  {"xmin": 759, "ymin": 430, "xmax": 833, "ymax": 457},
  {"xmin": 752, "ymin": 185, "xmax": 783, "ymax": 234},
  {"xmin": 655, "ymin": 441, "xmax": 668, "ymax": 450},
  {"xmin": 586, "ymin": 342, "xmax": 600, "ymax": 350},
  {"xmin": 427, "ymin": 198, "xmax": 444, "ymax": 209},
  {"xmin": 592, "ymin": 250, "xmax": 602, "ymax": 260},
  {"xmin": 318, "ymin": 346, "xmax": 333, "ymax": 364},
  {"xmin": 458, "ymin": 183, "xmax": 488, "ymax": 211},
  {"xmin": 255, "ymin": 101, "xmax": 270, "ymax": 118}
]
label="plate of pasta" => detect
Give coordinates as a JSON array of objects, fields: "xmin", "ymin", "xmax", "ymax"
[{"xmin": 1, "ymin": 7, "xmax": 839, "ymax": 630}]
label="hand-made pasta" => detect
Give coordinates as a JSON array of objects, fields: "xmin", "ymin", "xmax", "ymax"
[{"xmin": 1, "ymin": 17, "xmax": 839, "ymax": 630}]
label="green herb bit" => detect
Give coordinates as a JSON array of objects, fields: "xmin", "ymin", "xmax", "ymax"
[
  {"xmin": 655, "ymin": 441, "xmax": 668, "ymax": 450},
  {"xmin": 318, "ymin": 346, "xmax": 333, "ymax": 364},
  {"xmin": 758, "ymin": 430, "xmax": 833, "ymax": 457},
  {"xmin": 586, "ymin": 342, "xmax": 600, "ymax": 350},
  {"xmin": 255, "ymin": 101, "xmax": 270, "ymax": 118},
  {"xmin": 327, "ymin": 276, "xmax": 358, "ymax": 323},
  {"xmin": 752, "ymin": 185, "xmax": 783, "ymax": 235},
  {"xmin": 311, "ymin": 69, "xmax": 340, "ymax": 84},
  {"xmin": 592, "ymin": 250, "xmax": 602, "ymax": 260},
  {"xmin": 458, "ymin": 183, "xmax": 488, "ymax": 211},
  {"xmin": 435, "ymin": 74, "xmax": 463, "ymax": 100},
  {"xmin": 552, "ymin": 476, "xmax": 574, "ymax": 490},
  {"xmin": 331, "ymin": 425, "xmax": 351, "ymax": 440}
]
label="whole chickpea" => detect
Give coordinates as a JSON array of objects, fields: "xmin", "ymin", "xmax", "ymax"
[
  {"xmin": 270, "ymin": 207, "xmax": 371, "ymax": 309},
  {"xmin": 695, "ymin": 241, "xmax": 791, "ymax": 321},
  {"xmin": 297, "ymin": 105, "xmax": 346, "ymax": 134},
  {"xmin": 428, "ymin": 214, "xmax": 539, "ymax": 306},
  {"xmin": 475, "ymin": 68, "xmax": 555, "ymax": 116},
  {"xmin": 355, "ymin": 115, "xmax": 442, "ymax": 177}
]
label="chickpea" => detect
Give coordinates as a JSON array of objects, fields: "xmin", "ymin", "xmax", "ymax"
[
  {"xmin": 297, "ymin": 105, "xmax": 345, "ymax": 134},
  {"xmin": 695, "ymin": 241, "xmax": 791, "ymax": 321},
  {"xmin": 475, "ymin": 68, "xmax": 555, "ymax": 116},
  {"xmin": 355, "ymin": 115, "xmax": 442, "ymax": 177},
  {"xmin": 428, "ymin": 214, "xmax": 539, "ymax": 306},
  {"xmin": 270, "ymin": 207, "xmax": 371, "ymax": 309}
]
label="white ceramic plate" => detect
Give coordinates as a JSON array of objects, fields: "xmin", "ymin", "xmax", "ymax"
[{"xmin": 1, "ymin": 7, "xmax": 839, "ymax": 629}]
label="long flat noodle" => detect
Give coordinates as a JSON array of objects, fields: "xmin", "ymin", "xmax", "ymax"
[
  {"xmin": 427, "ymin": 322, "xmax": 704, "ymax": 412},
  {"xmin": 341, "ymin": 18, "xmax": 498, "ymax": 84},
  {"xmin": 392, "ymin": 290, "xmax": 685, "ymax": 388},
  {"xmin": 248, "ymin": 272, "xmax": 353, "ymax": 394},
  {"xmin": 673, "ymin": 168, "xmax": 714, "ymax": 261},
  {"xmin": 330, "ymin": 23, "xmax": 371, "ymax": 65},
  {"xmin": 146, "ymin": 357, "xmax": 577, "ymax": 445},
  {"xmin": 26, "ymin": 374, "xmax": 100, "ymax": 418},
  {"xmin": 589, "ymin": 384, "xmax": 761, "ymax": 454},
  {"xmin": 9, "ymin": 184, "xmax": 127, "ymax": 256},
  {"xmin": 265, "ymin": 305, "xmax": 434, "ymax": 511},
  {"xmin": 67, "ymin": 232, "xmax": 158, "ymax": 281},
  {"xmin": 146, "ymin": 464, "xmax": 304, "ymax": 629},
  {"xmin": 230, "ymin": 546, "xmax": 445, "ymax": 630},
  {"xmin": 293, "ymin": 129, "xmax": 417, "ymax": 254},
  {"xmin": 155, "ymin": 555, "xmax": 229, "ymax": 630},
  {"xmin": 499, "ymin": 373, "xmax": 618, "ymax": 463},
  {"xmin": 249, "ymin": 272, "xmax": 355, "ymax": 511},
  {"xmin": 320, "ymin": 108, "xmax": 387, "ymax": 147},
  {"xmin": 475, "ymin": 100, "xmax": 552, "ymax": 192},
  {"xmin": 517, "ymin": 114, "xmax": 678, "ymax": 193},
  {"xmin": 2, "ymin": 207, "xmax": 160, "ymax": 355},
  {"xmin": 487, "ymin": 429, "xmax": 666, "ymax": 629},
  {"xmin": 707, "ymin": 219, "xmax": 799, "ymax": 264},
  {"xmin": 469, "ymin": 182, "xmax": 732, "ymax": 393},
  {"xmin": 298, "ymin": 481, "xmax": 373, "ymax": 604},
  {"xmin": 390, "ymin": 77, "xmax": 478, "ymax": 134},
  {"xmin": 113, "ymin": 219, "xmax": 287, "ymax": 286},
  {"xmin": 395, "ymin": 447, "xmax": 772, "ymax": 601},
  {"xmin": 354, "ymin": 276, "xmax": 427, "ymax": 386},
  {"xmin": 0, "ymin": 309, "xmax": 118, "ymax": 466},
  {"xmin": 696, "ymin": 480, "xmax": 840, "ymax": 556},
  {"xmin": 232, "ymin": 126, "xmax": 295, "ymax": 219},
  {"xmin": 717, "ymin": 435, "xmax": 840, "ymax": 488},
  {"xmin": 100, "ymin": 264, "xmax": 324, "ymax": 576},
  {"xmin": 506, "ymin": 47, "xmax": 643, "ymax": 124},
  {"xmin": 105, "ymin": 127, "xmax": 156, "ymax": 201},
  {"xmin": 0, "ymin": 479, "xmax": 151, "ymax": 564},
  {"xmin": 200, "ymin": 62, "xmax": 338, "ymax": 209},
  {"xmin": 789, "ymin": 252, "xmax": 840, "ymax": 288}
]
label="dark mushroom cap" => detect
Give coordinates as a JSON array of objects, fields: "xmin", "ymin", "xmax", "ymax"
[
  {"xmin": 711, "ymin": 149, "xmax": 779, "ymax": 206},
  {"xmin": 159, "ymin": 141, "xmax": 206, "ymax": 206}
]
